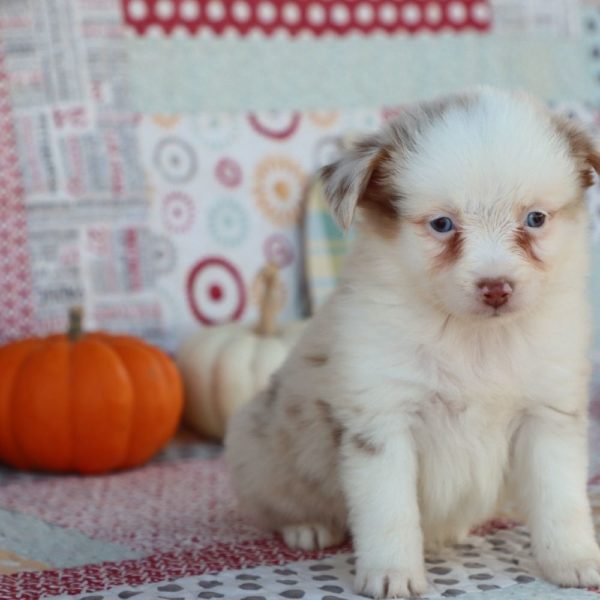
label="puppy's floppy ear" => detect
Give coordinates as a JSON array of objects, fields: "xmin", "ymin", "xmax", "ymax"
[
  {"xmin": 319, "ymin": 134, "xmax": 393, "ymax": 230},
  {"xmin": 552, "ymin": 115, "xmax": 600, "ymax": 189}
]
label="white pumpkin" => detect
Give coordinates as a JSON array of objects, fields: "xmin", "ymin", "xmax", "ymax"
[{"xmin": 177, "ymin": 264, "xmax": 306, "ymax": 440}]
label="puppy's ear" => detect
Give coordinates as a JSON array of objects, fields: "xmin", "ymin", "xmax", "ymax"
[
  {"xmin": 319, "ymin": 134, "xmax": 394, "ymax": 230},
  {"xmin": 552, "ymin": 115, "xmax": 600, "ymax": 189}
]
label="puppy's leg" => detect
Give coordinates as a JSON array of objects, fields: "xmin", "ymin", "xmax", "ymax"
[
  {"xmin": 342, "ymin": 422, "xmax": 427, "ymax": 599},
  {"xmin": 512, "ymin": 411, "xmax": 600, "ymax": 587}
]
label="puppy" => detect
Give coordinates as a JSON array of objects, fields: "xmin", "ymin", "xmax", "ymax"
[{"xmin": 225, "ymin": 88, "xmax": 600, "ymax": 598}]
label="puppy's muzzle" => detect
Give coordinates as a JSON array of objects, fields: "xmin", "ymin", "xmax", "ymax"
[{"xmin": 477, "ymin": 278, "xmax": 513, "ymax": 308}]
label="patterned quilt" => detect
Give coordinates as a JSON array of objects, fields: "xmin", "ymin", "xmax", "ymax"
[{"xmin": 2, "ymin": 410, "xmax": 600, "ymax": 600}]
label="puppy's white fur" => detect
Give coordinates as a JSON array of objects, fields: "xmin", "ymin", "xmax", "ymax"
[{"xmin": 225, "ymin": 88, "xmax": 600, "ymax": 598}]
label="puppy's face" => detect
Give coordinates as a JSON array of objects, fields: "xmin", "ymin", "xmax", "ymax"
[{"xmin": 321, "ymin": 90, "xmax": 600, "ymax": 320}]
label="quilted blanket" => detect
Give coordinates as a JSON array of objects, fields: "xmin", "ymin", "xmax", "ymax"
[{"xmin": 2, "ymin": 390, "xmax": 600, "ymax": 600}]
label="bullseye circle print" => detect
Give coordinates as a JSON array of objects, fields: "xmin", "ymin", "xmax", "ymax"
[
  {"xmin": 161, "ymin": 192, "xmax": 195, "ymax": 233},
  {"xmin": 187, "ymin": 257, "xmax": 246, "ymax": 325},
  {"xmin": 153, "ymin": 137, "xmax": 198, "ymax": 183},
  {"xmin": 248, "ymin": 111, "xmax": 301, "ymax": 140}
]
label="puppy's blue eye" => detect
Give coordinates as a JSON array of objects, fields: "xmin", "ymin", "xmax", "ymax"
[
  {"xmin": 526, "ymin": 211, "xmax": 546, "ymax": 228},
  {"xmin": 430, "ymin": 217, "xmax": 454, "ymax": 233}
]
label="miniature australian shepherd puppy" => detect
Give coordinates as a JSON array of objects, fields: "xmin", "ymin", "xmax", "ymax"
[{"xmin": 225, "ymin": 87, "xmax": 600, "ymax": 598}]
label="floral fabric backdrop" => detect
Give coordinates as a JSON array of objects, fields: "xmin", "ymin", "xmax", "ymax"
[{"xmin": 1, "ymin": 0, "xmax": 600, "ymax": 355}]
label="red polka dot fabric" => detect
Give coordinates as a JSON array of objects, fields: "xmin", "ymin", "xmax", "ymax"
[{"xmin": 122, "ymin": 0, "xmax": 492, "ymax": 37}]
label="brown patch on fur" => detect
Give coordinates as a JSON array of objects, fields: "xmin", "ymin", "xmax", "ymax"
[
  {"xmin": 250, "ymin": 409, "xmax": 269, "ymax": 439},
  {"xmin": 264, "ymin": 376, "xmax": 280, "ymax": 408},
  {"xmin": 277, "ymin": 426, "xmax": 293, "ymax": 451},
  {"xmin": 359, "ymin": 146, "xmax": 402, "ymax": 239},
  {"xmin": 331, "ymin": 426, "xmax": 344, "ymax": 448},
  {"xmin": 432, "ymin": 231, "xmax": 464, "ymax": 271},
  {"xmin": 315, "ymin": 399, "xmax": 345, "ymax": 448},
  {"xmin": 304, "ymin": 353, "xmax": 328, "ymax": 366},
  {"xmin": 320, "ymin": 161, "xmax": 350, "ymax": 219},
  {"xmin": 514, "ymin": 227, "xmax": 544, "ymax": 267},
  {"xmin": 552, "ymin": 115, "xmax": 600, "ymax": 189},
  {"xmin": 298, "ymin": 471, "xmax": 322, "ymax": 493},
  {"xmin": 284, "ymin": 402, "xmax": 303, "ymax": 419},
  {"xmin": 351, "ymin": 433, "xmax": 381, "ymax": 455}
]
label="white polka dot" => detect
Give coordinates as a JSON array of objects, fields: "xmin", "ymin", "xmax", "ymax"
[
  {"xmin": 331, "ymin": 3, "xmax": 350, "ymax": 26},
  {"xmin": 272, "ymin": 26, "xmax": 290, "ymax": 39},
  {"xmin": 206, "ymin": 0, "xmax": 225, "ymax": 21},
  {"xmin": 282, "ymin": 2, "xmax": 300, "ymax": 24},
  {"xmin": 171, "ymin": 24, "xmax": 190, "ymax": 36},
  {"xmin": 180, "ymin": 0, "xmax": 200, "ymax": 20},
  {"xmin": 471, "ymin": 1, "xmax": 490, "ymax": 23},
  {"xmin": 354, "ymin": 3, "xmax": 374, "ymax": 25},
  {"xmin": 424, "ymin": 2, "xmax": 442, "ymax": 24},
  {"xmin": 257, "ymin": 1, "xmax": 276, "ymax": 23},
  {"xmin": 378, "ymin": 2, "xmax": 397, "ymax": 25},
  {"xmin": 232, "ymin": 0, "xmax": 251, "ymax": 21},
  {"xmin": 447, "ymin": 1, "xmax": 467, "ymax": 24},
  {"xmin": 155, "ymin": 0, "xmax": 175, "ymax": 19},
  {"xmin": 401, "ymin": 2, "xmax": 421, "ymax": 26},
  {"xmin": 128, "ymin": 0, "xmax": 147, "ymax": 20},
  {"xmin": 222, "ymin": 24, "xmax": 238, "ymax": 37},
  {"xmin": 308, "ymin": 3, "xmax": 326, "ymax": 25},
  {"xmin": 145, "ymin": 23, "xmax": 164, "ymax": 37}
]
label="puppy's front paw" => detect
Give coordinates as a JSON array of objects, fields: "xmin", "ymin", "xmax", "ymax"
[
  {"xmin": 539, "ymin": 554, "xmax": 600, "ymax": 588},
  {"xmin": 355, "ymin": 566, "xmax": 428, "ymax": 598},
  {"xmin": 280, "ymin": 524, "xmax": 345, "ymax": 551}
]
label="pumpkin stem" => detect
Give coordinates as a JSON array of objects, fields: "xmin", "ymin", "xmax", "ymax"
[
  {"xmin": 68, "ymin": 306, "xmax": 84, "ymax": 342},
  {"xmin": 256, "ymin": 263, "xmax": 281, "ymax": 336}
]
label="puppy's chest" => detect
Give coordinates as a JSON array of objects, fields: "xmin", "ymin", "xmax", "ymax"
[
  {"xmin": 410, "ymin": 341, "xmax": 526, "ymax": 457},
  {"xmin": 414, "ymin": 335, "xmax": 529, "ymax": 413}
]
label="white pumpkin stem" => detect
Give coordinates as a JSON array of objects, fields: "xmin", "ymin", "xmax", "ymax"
[{"xmin": 256, "ymin": 263, "xmax": 281, "ymax": 336}]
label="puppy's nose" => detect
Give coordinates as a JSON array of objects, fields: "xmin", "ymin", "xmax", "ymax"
[{"xmin": 477, "ymin": 278, "xmax": 513, "ymax": 308}]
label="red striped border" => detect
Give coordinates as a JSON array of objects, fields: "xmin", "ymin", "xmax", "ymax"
[
  {"xmin": 121, "ymin": 0, "xmax": 491, "ymax": 37},
  {"xmin": 0, "ymin": 539, "xmax": 349, "ymax": 600}
]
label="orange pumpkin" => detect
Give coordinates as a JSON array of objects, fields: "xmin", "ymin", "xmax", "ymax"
[{"xmin": 0, "ymin": 308, "xmax": 183, "ymax": 474}]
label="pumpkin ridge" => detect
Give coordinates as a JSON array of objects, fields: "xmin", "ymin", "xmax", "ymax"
[
  {"xmin": 70, "ymin": 336, "xmax": 135, "ymax": 473},
  {"xmin": 101, "ymin": 335, "xmax": 177, "ymax": 468},
  {"xmin": 12, "ymin": 340, "xmax": 56, "ymax": 469},
  {"xmin": 12, "ymin": 338, "xmax": 72, "ymax": 471},
  {"xmin": 99, "ymin": 337, "xmax": 137, "ymax": 469},
  {"xmin": 0, "ymin": 340, "xmax": 42, "ymax": 468},
  {"xmin": 101, "ymin": 338, "xmax": 145, "ymax": 467},
  {"xmin": 10, "ymin": 342, "xmax": 44, "ymax": 469},
  {"xmin": 141, "ymin": 342, "xmax": 183, "ymax": 449}
]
